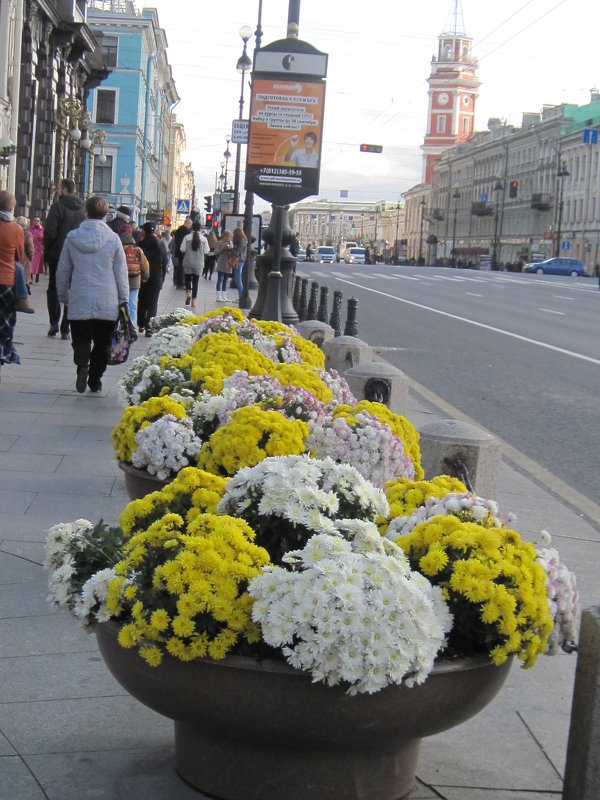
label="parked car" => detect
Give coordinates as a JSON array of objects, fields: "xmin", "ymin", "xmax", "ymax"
[
  {"xmin": 297, "ymin": 249, "xmax": 306, "ymax": 262},
  {"xmin": 345, "ymin": 247, "xmax": 366, "ymax": 264},
  {"xmin": 522, "ymin": 257, "xmax": 587, "ymax": 276},
  {"xmin": 317, "ymin": 245, "xmax": 336, "ymax": 264}
]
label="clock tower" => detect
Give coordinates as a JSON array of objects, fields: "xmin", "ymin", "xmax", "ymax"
[{"xmin": 422, "ymin": 1, "xmax": 480, "ymax": 183}]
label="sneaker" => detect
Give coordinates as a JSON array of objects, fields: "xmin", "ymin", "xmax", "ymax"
[
  {"xmin": 76, "ymin": 366, "xmax": 88, "ymax": 393},
  {"xmin": 145, "ymin": 329, "xmax": 152, "ymax": 338},
  {"xmin": 47, "ymin": 325, "xmax": 59, "ymax": 336},
  {"xmin": 15, "ymin": 298, "xmax": 35, "ymax": 313},
  {"xmin": 185, "ymin": 291, "xmax": 191, "ymax": 305},
  {"xmin": 61, "ymin": 332, "xmax": 70, "ymax": 340},
  {"xmin": 88, "ymin": 380, "xmax": 102, "ymax": 393}
]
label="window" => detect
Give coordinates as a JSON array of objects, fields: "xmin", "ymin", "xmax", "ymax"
[
  {"xmin": 101, "ymin": 36, "xmax": 118, "ymax": 67},
  {"xmin": 461, "ymin": 117, "xmax": 469, "ymax": 135},
  {"xmin": 93, "ymin": 154, "xmax": 113, "ymax": 193},
  {"xmin": 437, "ymin": 115, "xmax": 446, "ymax": 133},
  {"xmin": 96, "ymin": 89, "xmax": 116, "ymax": 124}
]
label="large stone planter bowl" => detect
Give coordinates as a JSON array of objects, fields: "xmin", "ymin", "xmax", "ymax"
[
  {"xmin": 96, "ymin": 620, "xmax": 512, "ymax": 800},
  {"xmin": 118, "ymin": 461, "xmax": 172, "ymax": 500}
]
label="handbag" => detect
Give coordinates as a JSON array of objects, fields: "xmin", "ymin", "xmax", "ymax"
[
  {"xmin": 107, "ymin": 304, "xmax": 133, "ymax": 365},
  {"xmin": 226, "ymin": 249, "xmax": 239, "ymax": 271}
]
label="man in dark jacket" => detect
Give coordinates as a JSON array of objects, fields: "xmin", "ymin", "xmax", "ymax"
[
  {"xmin": 107, "ymin": 205, "xmax": 131, "ymax": 236},
  {"xmin": 172, "ymin": 217, "xmax": 192, "ymax": 289},
  {"xmin": 137, "ymin": 222, "xmax": 167, "ymax": 337},
  {"xmin": 44, "ymin": 178, "xmax": 86, "ymax": 338}
]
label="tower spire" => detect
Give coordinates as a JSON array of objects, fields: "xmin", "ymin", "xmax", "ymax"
[{"xmin": 443, "ymin": 0, "xmax": 466, "ymax": 36}]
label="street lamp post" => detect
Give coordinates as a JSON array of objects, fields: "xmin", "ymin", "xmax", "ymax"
[
  {"xmin": 554, "ymin": 161, "xmax": 569, "ymax": 258},
  {"xmin": 451, "ymin": 190, "xmax": 460, "ymax": 268},
  {"xmin": 223, "ymin": 137, "xmax": 231, "ymax": 190},
  {"xmin": 233, "ymin": 25, "xmax": 253, "ymax": 215},
  {"xmin": 394, "ymin": 201, "xmax": 400, "ymax": 263},
  {"xmin": 491, "ymin": 180, "xmax": 504, "ymax": 270},
  {"xmin": 418, "ymin": 197, "xmax": 426, "ymax": 264}
]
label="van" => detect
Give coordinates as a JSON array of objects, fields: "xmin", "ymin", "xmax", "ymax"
[{"xmin": 317, "ymin": 246, "xmax": 336, "ymax": 264}]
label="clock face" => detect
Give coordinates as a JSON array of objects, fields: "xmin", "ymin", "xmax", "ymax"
[
  {"xmin": 462, "ymin": 95, "xmax": 471, "ymax": 107},
  {"xmin": 438, "ymin": 92, "xmax": 449, "ymax": 106}
]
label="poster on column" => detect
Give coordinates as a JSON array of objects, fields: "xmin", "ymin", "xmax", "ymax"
[{"xmin": 245, "ymin": 77, "xmax": 326, "ymax": 204}]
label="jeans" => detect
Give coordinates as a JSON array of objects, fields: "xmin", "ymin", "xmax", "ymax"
[
  {"xmin": 216, "ymin": 271, "xmax": 229, "ymax": 293},
  {"xmin": 185, "ymin": 273, "xmax": 200, "ymax": 298},
  {"xmin": 234, "ymin": 262, "xmax": 243, "ymax": 294},
  {"xmin": 14, "ymin": 262, "xmax": 28, "ymax": 300},
  {"xmin": 128, "ymin": 287, "xmax": 139, "ymax": 326},
  {"xmin": 69, "ymin": 318, "xmax": 116, "ymax": 387}
]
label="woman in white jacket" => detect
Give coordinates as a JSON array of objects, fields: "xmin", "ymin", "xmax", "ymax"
[
  {"xmin": 180, "ymin": 221, "xmax": 209, "ymax": 307},
  {"xmin": 56, "ymin": 196, "xmax": 129, "ymax": 394}
]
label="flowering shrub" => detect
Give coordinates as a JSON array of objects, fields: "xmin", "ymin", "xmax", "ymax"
[
  {"xmin": 384, "ymin": 475, "xmax": 468, "ymax": 522},
  {"xmin": 536, "ymin": 531, "xmax": 579, "ymax": 654},
  {"xmin": 307, "ymin": 405, "xmax": 415, "ymax": 487},
  {"xmin": 249, "ymin": 522, "xmax": 452, "ymax": 694},
  {"xmin": 197, "ymin": 406, "xmax": 308, "ymax": 477},
  {"xmin": 352, "ymin": 402, "xmax": 423, "ymax": 480},
  {"xmin": 131, "ymin": 415, "xmax": 203, "ymax": 480},
  {"xmin": 218, "ymin": 455, "xmax": 389, "ymax": 564},
  {"xmin": 396, "ymin": 515, "xmax": 553, "ymax": 668},
  {"xmin": 118, "ymin": 467, "xmax": 226, "ymax": 536},
  {"xmin": 107, "ymin": 512, "xmax": 270, "ymax": 666},
  {"xmin": 45, "ymin": 519, "xmax": 123, "ymax": 626},
  {"xmin": 319, "ymin": 368, "xmax": 357, "ymax": 406},
  {"xmin": 146, "ymin": 324, "xmax": 197, "ymax": 360},
  {"xmin": 148, "ymin": 308, "xmax": 194, "ymax": 332},
  {"xmin": 111, "ymin": 396, "xmax": 187, "ymax": 463}
]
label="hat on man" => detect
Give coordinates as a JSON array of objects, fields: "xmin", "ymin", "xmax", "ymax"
[
  {"xmin": 115, "ymin": 205, "xmax": 131, "ymax": 222},
  {"xmin": 141, "ymin": 221, "xmax": 156, "ymax": 235}
]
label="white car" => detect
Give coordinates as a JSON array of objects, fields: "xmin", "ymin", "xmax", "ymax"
[
  {"xmin": 345, "ymin": 247, "xmax": 366, "ymax": 264},
  {"xmin": 317, "ymin": 246, "xmax": 336, "ymax": 264}
]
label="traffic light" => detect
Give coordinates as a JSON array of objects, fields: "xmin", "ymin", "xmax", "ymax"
[
  {"xmin": 213, "ymin": 216, "xmax": 219, "ymax": 230},
  {"xmin": 360, "ymin": 144, "xmax": 383, "ymax": 153},
  {"xmin": 204, "ymin": 195, "xmax": 212, "ymax": 213},
  {"xmin": 509, "ymin": 180, "xmax": 518, "ymax": 198},
  {"xmin": 205, "ymin": 213, "xmax": 213, "ymax": 227}
]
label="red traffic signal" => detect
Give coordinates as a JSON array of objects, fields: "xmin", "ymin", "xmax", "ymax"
[
  {"xmin": 213, "ymin": 217, "xmax": 219, "ymax": 230},
  {"xmin": 205, "ymin": 213, "xmax": 213, "ymax": 226},
  {"xmin": 360, "ymin": 144, "xmax": 383, "ymax": 153},
  {"xmin": 509, "ymin": 180, "xmax": 518, "ymax": 198}
]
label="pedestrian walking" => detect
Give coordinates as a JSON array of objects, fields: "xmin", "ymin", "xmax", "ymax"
[
  {"xmin": 160, "ymin": 230, "xmax": 172, "ymax": 273},
  {"xmin": 137, "ymin": 221, "xmax": 167, "ymax": 336},
  {"xmin": 119, "ymin": 224, "xmax": 149, "ymax": 338},
  {"xmin": 180, "ymin": 221, "xmax": 209, "ymax": 308},
  {"xmin": 43, "ymin": 178, "xmax": 85, "ymax": 339},
  {"xmin": 202, "ymin": 229, "xmax": 218, "ymax": 280},
  {"xmin": 29, "ymin": 217, "xmax": 45, "ymax": 282},
  {"xmin": 172, "ymin": 217, "xmax": 192, "ymax": 289},
  {"xmin": 214, "ymin": 230, "xmax": 235, "ymax": 302},
  {"xmin": 15, "ymin": 216, "xmax": 34, "ymax": 287},
  {"xmin": 232, "ymin": 227, "xmax": 247, "ymax": 295},
  {"xmin": 55, "ymin": 195, "xmax": 129, "ymax": 394},
  {"xmin": 107, "ymin": 205, "xmax": 131, "ymax": 236}
]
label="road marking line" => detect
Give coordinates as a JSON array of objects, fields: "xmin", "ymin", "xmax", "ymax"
[
  {"xmin": 405, "ymin": 376, "xmax": 600, "ymax": 529},
  {"xmin": 538, "ymin": 308, "xmax": 566, "ymax": 315},
  {"xmin": 554, "ymin": 295, "xmax": 574, "ymax": 300},
  {"xmin": 332, "ymin": 276, "xmax": 600, "ymax": 366},
  {"xmin": 466, "ymin": 292, "xmax": 484, "ymax": 297}
]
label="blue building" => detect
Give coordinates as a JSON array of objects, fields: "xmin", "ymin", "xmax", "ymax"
[{"xmin": 86, "ymin": 1, "xmax": 180, "ymax": 223}]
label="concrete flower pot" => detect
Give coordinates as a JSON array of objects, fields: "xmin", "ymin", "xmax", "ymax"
[
  {"xmin": 95, "ymin": 620, "xmax": 512, "ymax": 800},
  {"xmin": 118, "ymin": 461, "xmax": 172, "ymax": 500}
]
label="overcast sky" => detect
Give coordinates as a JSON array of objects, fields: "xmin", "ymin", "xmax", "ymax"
[{"xmin": 146, "ymin": 0, "xmax": 598, "ymax": 209}]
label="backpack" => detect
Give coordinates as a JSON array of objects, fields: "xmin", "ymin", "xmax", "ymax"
[{"xmin": 124, "ymin": 244, "xmax": 142, "ymax": 277}]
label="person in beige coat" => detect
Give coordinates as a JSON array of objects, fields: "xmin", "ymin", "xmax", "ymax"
[{"xmin": 214, "ymin": 230, "xmax": 235, "ymax": 302}]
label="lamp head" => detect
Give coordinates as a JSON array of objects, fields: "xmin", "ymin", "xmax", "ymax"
[
  {"xmin": 239, "ymin": 24, "xmax": 253, "ymax": 42},
  {"xmin": 70, "ymin": 127, "xmax": 82, "ymax": 142}
]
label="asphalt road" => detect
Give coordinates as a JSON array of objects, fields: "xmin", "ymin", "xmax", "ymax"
[{"xmin": 298, "ymin": 262, "xmax": 599, "ymax": 510}]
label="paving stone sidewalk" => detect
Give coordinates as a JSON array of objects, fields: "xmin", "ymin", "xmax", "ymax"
[{"xmin": 0, "ymin": 270, "xmax": 597, "ymax": 799}]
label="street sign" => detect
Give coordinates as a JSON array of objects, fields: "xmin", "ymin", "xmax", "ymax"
[
  {"xmin": 480, "ymin": 193, "xmax": 488, "ymax": 202},
  {"xmin": 232, "ymin": 120, "xmax": 249, "ymax": 144},
  {"xmin": 561, "ymin": 240, "xmax": 571, "ymax": 250},
  {"xmin": 245, "ymin": 38, "xmax": 328, "ymax": 205},
  {"xmin": 176, "ymin": 199, "xmax": 190, "ymax": 215}
]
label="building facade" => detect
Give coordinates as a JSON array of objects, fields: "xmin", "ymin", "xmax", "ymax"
[{"xmin": 86, "ymin": 0, "xmax": 180, "ymax": 223}]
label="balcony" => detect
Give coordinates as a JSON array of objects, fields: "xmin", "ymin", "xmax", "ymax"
[
  {"xmin": 531, "ymin": 193, "xmax": 553, "ymax": 211},
  {"xmin": 471, "ymin": 201, "xmax": 493, "ymax": 217}
]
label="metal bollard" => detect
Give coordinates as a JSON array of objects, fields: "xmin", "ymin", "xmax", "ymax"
[
  {"xmin": 344, "ymin": 296, "xmax": 359, "ymax": 337},
  {"xmin": 317, "ymin": 286, "xmax": 329, "ymax": 323},
  {"xmin": 307, "ymin": 281, "xmax": 319, "ymax": 320},
  {"xmin": 329, "ymin": 289, "xmax": 343, "ymax": 337},
  {"xmin": 292, "ymin": 275, "xmax": 301, "ymax": 314},
  {"xmin": 298, "ymin": 277, "xmax": 309, "ymax": 322}
]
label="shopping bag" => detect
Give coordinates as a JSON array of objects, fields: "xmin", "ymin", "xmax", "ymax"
[{"xmin": 107, "ymin": 305, "xmax": 132, "ymax": 365}]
